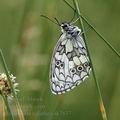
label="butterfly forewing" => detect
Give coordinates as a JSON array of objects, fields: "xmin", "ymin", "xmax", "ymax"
[{"xmin": 50, "ymin": 23, "xmax": 91, "ymax": 95}]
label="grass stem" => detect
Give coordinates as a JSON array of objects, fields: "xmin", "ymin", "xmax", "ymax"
[
  {"xmin": 63, "ymin": 0, "xmax": 108, "ymax": 119},
  {"xmin": 1, "ymin": 91, "xmax": 14, "ymax": 120},
  {"xmin": 2, "ymin": 97, "xmax": 5, "ymax": 120},
  {"xmin": 63, "ymin": 0, "xmax": 120, "ymax": 58},
  {"xmin": 0, "ymin": 48, "xmax": 25, "ymax": 120}
]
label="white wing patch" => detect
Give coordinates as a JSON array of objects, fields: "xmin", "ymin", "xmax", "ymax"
[
  {"xmin": 73, "ymin": 56, "xmax": 80, "ymax": 65},
  {"xmin": 65, "ymin": 39, "xmax": 73, "ymax": 53},
  {"xmin": 50, "ymin": 27, "xmax": 91, "ymax": 95}
]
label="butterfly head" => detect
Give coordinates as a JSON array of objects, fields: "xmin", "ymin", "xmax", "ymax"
[
  {"xmin": 61, "ymin": 22, "xmax": 71, "ymax": 32},
  {"xmin": 60, "ymin": 22, "xmax": 81, "ymax": 36}
]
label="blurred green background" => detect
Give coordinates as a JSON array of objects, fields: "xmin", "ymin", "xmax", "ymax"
[{"xmin": 0, "ymin": 0, "xmax": 120, "ymax": 120}]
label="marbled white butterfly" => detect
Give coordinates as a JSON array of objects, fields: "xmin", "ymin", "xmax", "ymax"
[{"xmin": 49, "ymin": 20, "xmax": 91, "ymax": 95}]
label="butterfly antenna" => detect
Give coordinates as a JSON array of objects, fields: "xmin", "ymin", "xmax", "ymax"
[
  {"xmin": 54, "ymin": 18, "xmax": 61, "ymax": 26},
  {"xmin": 40, "ymin": 15, "xmax": 59, "ymax": 26}
]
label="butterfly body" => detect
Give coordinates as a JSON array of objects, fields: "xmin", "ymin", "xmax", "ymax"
[{"xmin": 50, "ymin": 22, "xmax": 91, "ymax": 95}]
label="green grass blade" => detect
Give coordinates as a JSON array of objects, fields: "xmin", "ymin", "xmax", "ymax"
[
  {"xmin": 1, "ymin": 91, "xmax": 14, "ymax": 120},
  {"xmin": 63, "ymin": 0, "xmax": 120, "ymax": 59},
  {"xmin": 80, "ymin": 15, "xmax": 120, "ymax": 58},
  {"xmin": 0, "ymin": 49, "xmax": 16, "ymax": 97},
  {"xmin": 2, "ymin": 98, "xmax": 5, "ymax": 120},
  {"xmin": 0, "ymin": 49, "xmax": 25, "ymax": 120},
  {"xmin": 63, "ymin": 0, "xmax": 108, "ymax": 119}
]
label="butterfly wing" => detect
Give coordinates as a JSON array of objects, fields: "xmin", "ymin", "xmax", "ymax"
[{"xmin": 50, "ymin": 33, "xmax": 91, "ymax": 95}]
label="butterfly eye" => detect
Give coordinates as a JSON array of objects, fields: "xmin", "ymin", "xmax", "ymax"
[
  {"xmin": 70, "ymin": 68, "xmax": 76, "ymax": 74},
  {"xmin": 56, "ymin": 61, "xmax": 60, "ymax": 66},
  {"xmin": 77, "ymin": 65, "xmax": 83, "ymax": 72}
]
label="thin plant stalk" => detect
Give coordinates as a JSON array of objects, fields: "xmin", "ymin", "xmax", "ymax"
[
  {"xmin": 63, "ymin": 0, "xmax": 120, "ymax": 58},
  {"xmin": 0, "ymin": 49, "xmax": 25, "ymax": 120},
  {"xmin": 2, "ymin": 97, "xmax": 5, "ymax": 120},
  {"xmin": 1, "ymin": 91, "xmax": 14, "ymax": 120},
  {"xmin": 15, "ymin": 100, "xmax": 25, "ymax": 120},
  {"xmin": 69, "ymin": 0, "xmax": 107, "ymax": 119}
]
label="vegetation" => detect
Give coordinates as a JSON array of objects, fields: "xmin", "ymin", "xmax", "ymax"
[{"xmin": 0, "ymin": 0, "xmax": 120, "ymax": 120}]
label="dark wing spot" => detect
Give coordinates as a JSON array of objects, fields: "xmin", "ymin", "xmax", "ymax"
[
  {"xmin": 60, "ymin": 63, "xmax": 64, "ymax": 68},
  {"xmin": 70, "ymin": 68, "xmax": 76, "ymax": 74},
  {"xmin": 56, "ymin": 61, "xmax": 60, "ymax": 67},
  {"xmin": 84, "ymin": 62, "xmax": 90, "ymax": 68},
  {"xmin": 77, "ymin": 65, "xmax": 83, "ymax": 72}
]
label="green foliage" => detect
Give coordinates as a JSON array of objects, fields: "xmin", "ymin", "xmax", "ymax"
[{"xmin": 0, "ymin": 0, "xmax": 120, "ymax": 120}]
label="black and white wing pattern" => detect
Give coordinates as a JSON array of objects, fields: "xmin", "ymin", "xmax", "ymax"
[{"xmin": 49, "ymin": 22, "xmax": 91, "ymax": 95}]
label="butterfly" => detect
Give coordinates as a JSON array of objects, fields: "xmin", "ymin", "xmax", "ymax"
[{"xmin": 49, "ymin": 21, "xmax": 91, "ymax": 95}]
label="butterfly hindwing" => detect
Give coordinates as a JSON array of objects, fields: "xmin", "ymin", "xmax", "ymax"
[{"xmin": 50, "ymin": 23, "xmax": 91, "ymax": 95}]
